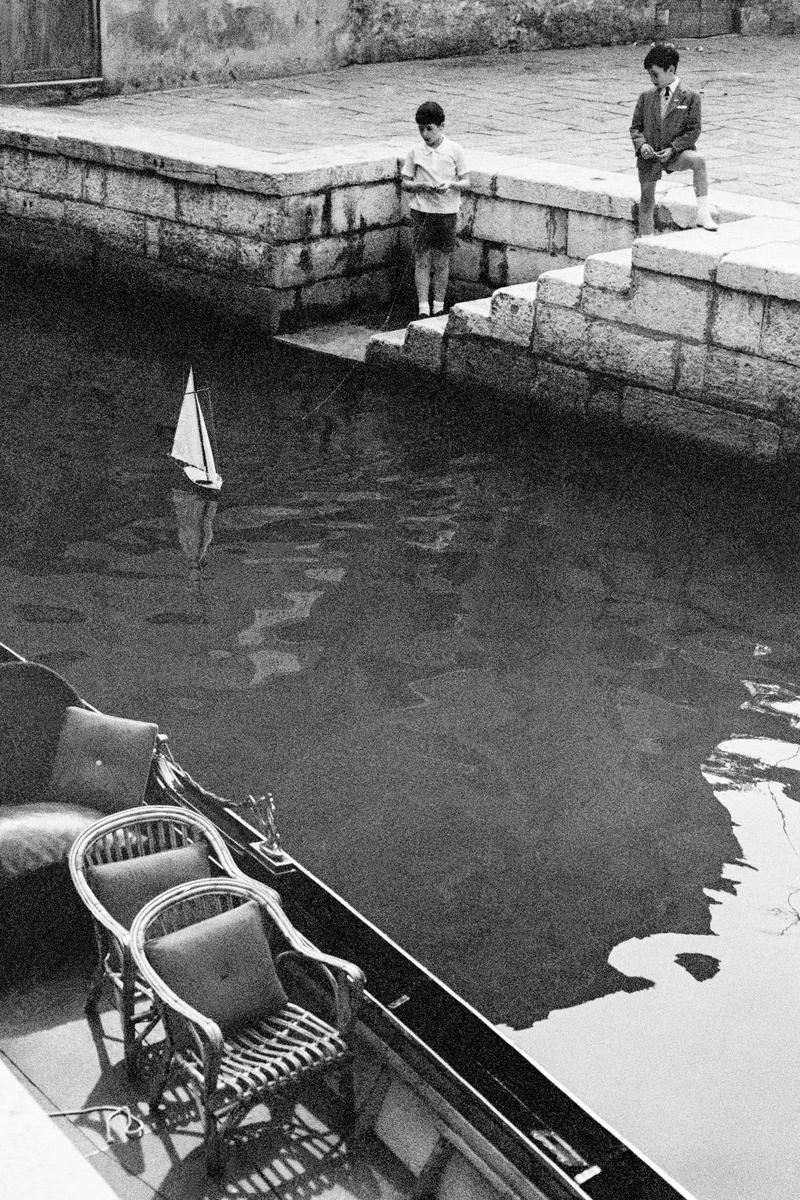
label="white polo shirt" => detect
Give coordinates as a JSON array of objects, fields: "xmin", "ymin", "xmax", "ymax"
[{"xmin": 401, "ymin": 135, "xmax": 468, "ymax": 214}]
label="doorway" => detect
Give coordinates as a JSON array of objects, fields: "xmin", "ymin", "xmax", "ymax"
[{"xmin": 0, "ymin": 0, "xmax": 101, "ymax": 86}]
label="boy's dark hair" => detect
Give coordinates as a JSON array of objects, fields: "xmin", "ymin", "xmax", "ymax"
[
  {"xmin": 415, "ymin": 100, "xmax": 445, "ymax": 127},
  {"xmin": 643, "ymin": 43, "xmax": 679, "ymax": 71}
]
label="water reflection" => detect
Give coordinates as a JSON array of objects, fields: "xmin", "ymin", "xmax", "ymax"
[
  {"xmin": 6, "ymin": 264, "xmax": 800, "ymax": 1200},
  {"xmin": 502, "ymin": 686, "xmax": 800, "ymax": 1200},
  {"xmin": 172, "ymin": 487, "xmax": 217, "ymax": 581}
]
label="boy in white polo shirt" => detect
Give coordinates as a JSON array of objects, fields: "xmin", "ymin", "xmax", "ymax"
[{"xmin": 401, "ymin": 101, "xmax": 470, "ymax": 319}]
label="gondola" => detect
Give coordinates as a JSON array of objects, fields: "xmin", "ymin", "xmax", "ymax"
[{"xmin": 0, "ymin": 641, "xmax": 693, "ymax": 1200}]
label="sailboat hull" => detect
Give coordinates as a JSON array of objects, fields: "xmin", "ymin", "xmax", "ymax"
[{"xmin": 183, "ymin": 464, "xmax": 223, "ymax": 492}]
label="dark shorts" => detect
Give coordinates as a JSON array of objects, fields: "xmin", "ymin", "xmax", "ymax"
[
  {"xmin": 637, "ymin": 156, "xmax": 679, "ymax": 184},
  {"xmin": 411, "ymin": 210, "xmax": 458, "ymax": 254}
]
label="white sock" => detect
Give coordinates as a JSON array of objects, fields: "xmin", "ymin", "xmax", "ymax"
[
  {"xmin": 418, "ymin": 302, "xmax": 430, "ymax": 316},
  {"xmin": 432, "ymin": 300, "xmax": 445, "ymax": 315}
]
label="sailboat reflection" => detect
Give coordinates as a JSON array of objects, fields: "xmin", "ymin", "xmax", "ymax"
[{"xmin": 172, "ymin": 487, "xmax": 218, "ymax": 579}]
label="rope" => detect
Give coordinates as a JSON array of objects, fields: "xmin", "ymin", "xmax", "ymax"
[
  {"xmin": 230, "ymin": 217, "xmax": 424, "ymax": 500},
  {"xmin": 49, "ymin": 1105, "xmax": 145, "ymax": 1143}
]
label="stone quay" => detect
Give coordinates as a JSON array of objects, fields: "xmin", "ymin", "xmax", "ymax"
[{"xmin": 1, "ymin": 35, "xmax": 799, "ymax": 463}]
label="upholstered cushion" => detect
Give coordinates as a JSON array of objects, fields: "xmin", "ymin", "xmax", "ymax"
[
  {"xmin": 0, "ymin": 804, "xmax": 101, "ymax": 880},
  {"xmin": 48, "ymin": 707, "xmax": 159, "ymax": 814},
  {"xmin": 87, "ymin": 842, "xmax": 211, "ymax": 930},
  {"xmin": 147, "ymin": 900, "xmax": 288, "ymax": 1033}
]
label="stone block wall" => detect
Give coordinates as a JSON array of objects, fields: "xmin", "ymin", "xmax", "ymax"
[
  {"xmin": 369, "ymin": 213, "xmax": 800, "ymax": 463},
  {"xmin": 0, "ymin": 112, "xmax": 695, "ymax": 329},
  {"xmin": 0, "ymin": 112, "xmax": 404, "ymax": 332}
]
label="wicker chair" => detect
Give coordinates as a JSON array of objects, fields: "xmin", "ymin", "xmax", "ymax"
[
  {"xmin": 68, "ymin": 804, "xmax": 269, "ymax": 1077},
  {"xmin": 129, "ymin": 875, "xmax": 364, "ymax": 1177}
]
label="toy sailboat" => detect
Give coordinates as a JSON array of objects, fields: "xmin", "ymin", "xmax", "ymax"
[{"xmin": 170, "ymin": 367, "xmax": 223, "ymax": 492}]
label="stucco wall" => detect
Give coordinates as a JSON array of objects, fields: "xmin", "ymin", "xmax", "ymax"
[
  {"xmin": 101, "ymin": 0, "xmax": 353, "ymax": 92},
  {"xmin": 349, "ymin": 0, "xmax": 652, "ymax": 62},
  {"xmin": 98, "ymin": 0, "xmax": 657, "ymax": 92},
  {"xmin": 96, "ymin": 1, "xmax": 797, "ymax": 93}
]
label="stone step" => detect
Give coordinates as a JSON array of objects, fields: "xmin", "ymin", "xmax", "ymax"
[
  {"xmin": 489, "ymin": 281, "xmax": 539, "ymax": 345},
  {"xmin": 274, "ymin": 322, "xmax": 378, "ymax": 362},
  {"xmin": 583, "ymin": 248, "xmax": 632, "ymax": 294},
  {"xmin": 535, "ymin": 262, "xmax": 586, "ymax": 310},
  {"xmin": 404, "ymin": 313, "xmax": 449, "ymax": 372},
  {"xmin": 365, "ymin": 325, "xmax": 407, "ymax": 369}
]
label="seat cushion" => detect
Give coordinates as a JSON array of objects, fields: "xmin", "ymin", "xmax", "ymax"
[
  {"xmin": 86, "ymin": 842, "xmax": 212, "ymax": 930},
  {"xmin": 0, "ymin": 803, "xmax": 101, "ymax": 880},
  {"xmin": 48, "ymin": 707, "xmax": 159, "ymax": 814},
  {"xmin": 147, "ymin": 900, "xmax": 288, "ymax": 1033}
]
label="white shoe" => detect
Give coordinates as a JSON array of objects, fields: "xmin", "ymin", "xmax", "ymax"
[{"xmin": 695, "ymin": 198, "xmax": 718, "ymax": 231}]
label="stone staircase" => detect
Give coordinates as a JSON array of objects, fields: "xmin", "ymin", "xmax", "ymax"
[
  {"xmin": 367, "ymin": 280, "xmax": 546, "ymax": 376},
  {"xmin": 366, "ymin": 213, "xmax": 800, "ymax": 463}
]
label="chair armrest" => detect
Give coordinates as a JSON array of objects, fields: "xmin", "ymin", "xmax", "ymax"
[{"xmin": 275, "ymin": 948, "xmax": 364, "ymax": 1035}]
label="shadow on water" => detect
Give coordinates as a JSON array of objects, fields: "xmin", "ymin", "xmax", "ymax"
[{"xmin": 4, "ymin": 258, "xmax": 800, "ymax": 1042}]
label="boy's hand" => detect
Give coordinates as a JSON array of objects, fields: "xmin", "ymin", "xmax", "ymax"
[
  {"xmin": 639, "ymin": 144, "xmax": 655, "ymax": 160},
  {"xmin": 654, "ymin": 148, "xmax": 674, "ymax": 163}
]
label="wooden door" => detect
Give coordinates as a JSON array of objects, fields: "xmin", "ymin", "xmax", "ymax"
[{"xmin": 0, "ymin": 0, "xmax": 101, "ymax": 85}]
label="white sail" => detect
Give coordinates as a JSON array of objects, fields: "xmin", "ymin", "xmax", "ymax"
[{"xmin": 170, "ymin": 369, "xmax": 222, "ymax": 491}]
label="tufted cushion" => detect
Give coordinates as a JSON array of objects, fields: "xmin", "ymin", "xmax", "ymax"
[
  {"xmin": 87, "ymin": 842, "xmax": 212, "ymax": 930},
  {"xmin": 0, "ymin": 803, "xmax": 101, "ymax": 880},
  {"xmin": 147, "ymin": 900, "xmax": 288, "ymax": 1033},
  {"xmin": 48, "ymin": 707, "xmax": 159, "ymax": 814}
]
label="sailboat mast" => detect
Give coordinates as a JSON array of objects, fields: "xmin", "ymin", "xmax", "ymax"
[
  {"xmin": 202, "ymin": 386, "xmax": 221, "ymax": 468},
  {"xmin": 194, "ymin": 393, "xmax": 210, "ymax": 477}
]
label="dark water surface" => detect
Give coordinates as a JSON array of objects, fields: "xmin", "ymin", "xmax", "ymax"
[{"xmin": 4, "ymin": 263, "xmax": 800, "ymax": 1195}]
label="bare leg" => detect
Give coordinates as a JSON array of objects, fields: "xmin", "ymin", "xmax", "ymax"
[
  {"xmin": 638, "ymin": 181, "xmax": 657, "ymax": 237},
  {"xmin": 670, "ymin": 149, "xmax": 708, "ymax": 197},
  {"xmin": 431, "ymin": 249, "xmax": 452, "ymax": 312},
  {"xmin": 414, "ymin": 249, "xmax": 432, "ymax": 314}
]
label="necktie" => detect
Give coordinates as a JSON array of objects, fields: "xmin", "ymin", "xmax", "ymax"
[
  {"xmin": 660, "ymin": 85, "xmax": 670, "ymax": 120},
  {"xmin": 663, "ymin": 86, "xmax": 670, "ymax": 100}
]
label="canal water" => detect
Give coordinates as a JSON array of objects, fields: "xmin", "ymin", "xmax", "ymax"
[{"xmin": 3, "ymin": 260, "xmax": 800, "ymax": 1200}]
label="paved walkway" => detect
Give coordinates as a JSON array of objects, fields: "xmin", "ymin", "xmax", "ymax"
[{"xmin": 37, "ymin": 34, "xmax": 800, "ymax": 205}]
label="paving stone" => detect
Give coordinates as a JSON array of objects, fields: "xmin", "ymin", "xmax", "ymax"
[
  {"xmin": 711, "ymin": 287, "xmax": 765, "ymax": 354},
  {"xmin": 532, "ymin": 305, "xmax": 590, "ymax": 366},
  {"xmin": 584, "ymin": 271, "xmax": 712, "ymax": 338},
  {"xmin": 445, "ymin": 335, "xmax": 535, "ymax": 398},
  {"xmin": 585, "ymin": 321, "xmax": 677, "ymax": 389},
  {"xmin": 761, "ymin": 297, "xmax": 800, "ymax": 367},
  {"xmin": 621, "ymin": 386, "xmax": 781, "ymax": 460},
  {"xmin": 717, "ymin": 242, "xmax": 800, "ymax": 300},
  {"xmin": 505, "ymin": 246, "xmax": 573, "ymax": 284},
  {"xmin": 533, "ymin": 360, "xmax": 590, "ymax": 413},
  {"xmin": 676, "ymin": 342, "xmax": 709, "ymax": 400},
  {"xmin": 704, "ymin": 345, "xmax": 794, "ymax": 414},
  {"xmin": 567, "ymin": 211, "xmax": 635, "ymax": 261}
]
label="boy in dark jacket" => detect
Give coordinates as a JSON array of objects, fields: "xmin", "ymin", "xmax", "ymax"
[{"xmin": 630, "ymin": 43, "xmax": 717, "ymax": 236}]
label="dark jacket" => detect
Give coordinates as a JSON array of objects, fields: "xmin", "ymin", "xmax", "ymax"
[{"xmin": 630, "ymin": 83, "xmax": 701, "ymax": 159}]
